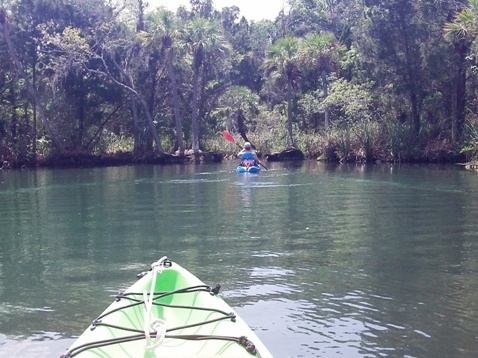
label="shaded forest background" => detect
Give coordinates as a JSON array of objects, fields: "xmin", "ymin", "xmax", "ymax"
[{"xmin": 1, "ymin": 0, "xmax": 478, "ymax": 168}]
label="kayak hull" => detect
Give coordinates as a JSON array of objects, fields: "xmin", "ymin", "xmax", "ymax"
[
  {"xmin": 62, "ymin": 257, "xmax": 272, "ymax": 358},
  {"xmin": 236, "ymin": 165, "xmax": 260, "ymax": 173}
]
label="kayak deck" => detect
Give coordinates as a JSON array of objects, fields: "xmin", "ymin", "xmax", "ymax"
[{"xmin": 61, "ymin": 257, "xmax": 272, "ymax": 357}]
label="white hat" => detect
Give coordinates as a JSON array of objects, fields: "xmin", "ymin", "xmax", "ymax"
[{"xmin": 244, "ymin": 142, "xmax": 251, "ymax": 149}]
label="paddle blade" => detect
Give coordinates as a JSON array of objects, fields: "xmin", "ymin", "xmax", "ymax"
[{"xmin": 222, "ymin": 130, "xmax": 236, "ymax": 144}]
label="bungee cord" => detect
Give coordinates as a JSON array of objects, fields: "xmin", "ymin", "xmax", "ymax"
[{"xmin": 61, "ymin": 257, "xmax": 261, "ymax": 358}]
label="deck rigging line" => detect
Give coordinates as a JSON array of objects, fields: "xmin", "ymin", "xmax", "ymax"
[{"xmin": 60, "ymin": 284, "xmax": 260, "ymax": 358}]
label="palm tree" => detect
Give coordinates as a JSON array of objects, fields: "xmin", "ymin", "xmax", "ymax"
[
  {"xmin": 263, "ymin": 36, "xmax": 301, "ymax": 148},
  {"xmin": 444, "ymin": 1, "xmax": 478, "ymax": 142},
  {"xmin": 299, "ymin": 31, "xmax": 344, "ymax": 128},
  {"xmin": 140, "ymin": 9, "xmax": 185, "ymax": 155},
  {"xmin": 180, "ymin": 17, "xmax": 230, "ymax": 157}
]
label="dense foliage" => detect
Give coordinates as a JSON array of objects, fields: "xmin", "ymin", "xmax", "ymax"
[{"xmin": 1, "ymin": 0, "xmax": 478, "ymax": 167}]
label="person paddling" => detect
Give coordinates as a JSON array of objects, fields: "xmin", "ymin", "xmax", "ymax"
[{"xmin": 237, "ymin": 142, "xmax": 260, "ymax": 168}]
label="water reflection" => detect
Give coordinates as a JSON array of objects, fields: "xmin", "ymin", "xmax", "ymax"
[{"xmin": 236, "ymin": 173, "xmax": 259, "ymax": 209}]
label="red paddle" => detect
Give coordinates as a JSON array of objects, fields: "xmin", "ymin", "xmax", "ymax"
[
  {"xmin": 222, "ymin": 130, "xmax": 268, "ymax": 170},
  {"xmin": 222, "ymin": 130, "xmax": 242, "ymax": 149}
]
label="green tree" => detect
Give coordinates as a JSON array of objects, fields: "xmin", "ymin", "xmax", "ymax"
[
  {"xmin": 299, "ymin": 31, "xmax": 344, "ymax": 128},
  {"xmin": 352, "ymin": 0, "xmax": 426, "ymax": 139},
  {"xmin": 141, "ymin": 8, "xmax": 185, "ymax": 155},
  {"xmin": 263, "ymin": 36, "xmax": 301, "ymax": 148},
  {"xmin": 180, "ymin": 16, "xmax": 230, "ymax": 156},
  {"xmin": 0, "ymin": 4, "xmax": 61, "ymax": 152},
  {"xmin": 444, "ymin": 0, "xmax": 478, "ymax": 143},
  {"xmin": 39, "ymin": 3, "xmax": 165, "ymax": 154}
]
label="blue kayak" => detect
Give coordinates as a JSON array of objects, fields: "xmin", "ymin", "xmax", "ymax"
[{"xmin": 236, "ymin": 165, "xmax": 261, "ymax": 173}]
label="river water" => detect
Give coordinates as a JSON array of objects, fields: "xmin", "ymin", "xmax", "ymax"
[{"xmin": 0, "ymin": 161, "xmax": 477, "ymax": 357}]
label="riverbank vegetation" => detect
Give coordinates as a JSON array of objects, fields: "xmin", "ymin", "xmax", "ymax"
[{"xmin": 1, "ymin": 0, "xmax": 478, "ymax": 168}]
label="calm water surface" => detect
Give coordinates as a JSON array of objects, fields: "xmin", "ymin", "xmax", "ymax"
[{"xmin": 0, "ymin": 161, "xmax": 477, "ymax": 357}]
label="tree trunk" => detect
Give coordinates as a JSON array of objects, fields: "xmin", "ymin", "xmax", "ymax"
[
  {"xmin": 456, "ymin": 63, "xmax": 466, "ymax": 142},
  {"xmin": 286, "ymin": 76, "xmax": 295, "ymax": 148},
  {"xmin": 236, "ymin": 109, "xmax": 253, "ymax": 144},
  {"xmin": 410, "ymin": 90, "xmax": 420, "ymax": 139},
  {"xmin": 32, "ymin": 59, "xmax": 37, "ymax": 159},
  {"xmin": 103, "ymin": 68, "xmax": 163, "ymax": 154},
  {"xmin": 452, "ymin": 45, "xmax": 467, "ymax": 143},
  {"xmin": 8, "ymin": 78, "xmax": 17, "ymax": 142},
  {"xmin": 167, "ymin": 50, "xmax": 184, "ymax": 155},
  {"xmin": 322, "ymin": 70, "xmax": 330, "ymax": 128},
  {"xmin": 140, "ymin": 97, "xmax": 163, "ymax": 153},
  {"xmin": 131, "ymin": 94, "xmax": 141, "ymax": 154},
  {"xmin": 85, "ymin": 104, "xmax": 122, "ymax": 151},
  {"xmin": 77, "ymin": 80, "xmax": 85, "ymax": 149},
  {"xmin": 191, "ymin": 65, "xmax": 200, "ymax": 156}
]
